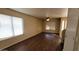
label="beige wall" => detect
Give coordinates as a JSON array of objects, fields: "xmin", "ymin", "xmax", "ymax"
[
  {"xmin": 0, "ymin": 8, "xmax": 43, "ymax": 50},
  {"xmin": 74, "ymin": 19, "xmax": 79, "ymax": 51},
  {"xmin": 63, "ymin": 8, "xmax": 79, "ymax": 51},
  {"xmin": 43, "ymin": 18, "xmax": 60, "ymax": 33}
]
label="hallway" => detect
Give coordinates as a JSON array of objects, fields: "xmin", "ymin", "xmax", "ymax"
[
  {"xmin": 4, "ymin": 33, "xmax": 62, "ymax": 51},
  {"xmin": 0, "ymin": 8, "xmax": 68, "ymax": 51}
]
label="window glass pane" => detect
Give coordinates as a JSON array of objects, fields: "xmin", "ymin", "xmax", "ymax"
[
  {"xmin": 45, "ymin": 22, "xmax": 56, "ymax": 30},
  {"xmin": 12, "ymin": 17, "xmax": 23, "ymax": 36},
  {"xmin": 0, "ymin": 14, "xmax": 13, "ymax": 38},
  {"xmin": 46, "ymin": 25, "xmax": 50, "ymax": 30},
  {"xmin": 61, "ymin": 20, "xmax": 65, "ymax": 31}
]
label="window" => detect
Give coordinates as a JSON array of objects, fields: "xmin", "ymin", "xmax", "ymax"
[
  {"xmin": 45, "ymin": 22, "xmax": 56, "ymax": 30},
  {"xmin": 0, "ymin": 14, "xmax": 13, "ymax": 38},
  {"xmin": 0, "ymin": 14, "xmax": 23, "ymax": 39},
  {"xmin": 61, "ymin": 20, "xmax": 65, "ymax": 31},
  {"xmin": 46, "ymin": 25, "xmax": 50, "ymax": 30},
  {"xmin": 12, "ymin": 17, "xmax": 23, "ymax": 36}
]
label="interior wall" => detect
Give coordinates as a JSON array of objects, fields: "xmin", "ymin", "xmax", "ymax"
[
  {"xmin": 63, "ymin": 8, "xmax": 79, "ymax": 51},
  {"xmin": 0, "ymin": 8, "xmax": 43, "ymax": 50},
  {"xmin": 43, "ymin": 18, "xmax": 60, "ymax": 34},
  {"xmin": 74, "ymin": 18, "xmax": 79, "ymax": 51},
  {"xmin": 76, "ymin": 24, "xmax": 79, "ymax": 51}
]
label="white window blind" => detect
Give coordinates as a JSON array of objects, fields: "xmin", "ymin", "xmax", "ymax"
[
  {"xmin": 0, "ymin": 14, "xmax": 13, "ymax": 38},
  {"xmin": 13, "ymin": 17, "xmax": 23, "ymax": 36},
  {"xmin": 0, "ymin": 14, "xmax": 23, "ymax": 39}
]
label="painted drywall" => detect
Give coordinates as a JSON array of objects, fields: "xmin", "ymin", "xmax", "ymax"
[
  {"xmin": 74, "ymin": 18, "xmax": 79, "ymax": 51},
  {"xmin": 76, "ymin": 23, "xmax": 79, "ymax": 51},
  {"xmin": 63, "ymin": 8, "xmax": 79, "ymax": 51},
  {"xmin": 0, "ymin": 8, "xmax": 43, "ymax": 50},
  {"xmin": 43, "ymin": 18, "xmax": 60, "ymax": 33}
]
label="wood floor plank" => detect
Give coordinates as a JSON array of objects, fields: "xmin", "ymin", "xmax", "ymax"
[{"xmin": 3, "ymin": 32, "xmax": 63, "ymax": 51}]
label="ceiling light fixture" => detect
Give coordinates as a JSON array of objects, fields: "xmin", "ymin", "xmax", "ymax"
[{"xmin": 46, "ymin": 17, "xmax": 50, "ymax": 21}]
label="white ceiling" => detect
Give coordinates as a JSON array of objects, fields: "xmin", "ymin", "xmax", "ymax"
[{"xmin": 12, "ymin": 8, "xmax": 68, "ymax": 19}]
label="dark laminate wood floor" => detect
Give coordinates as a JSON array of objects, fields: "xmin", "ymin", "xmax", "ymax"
[{"xmin": 3, "ymin": 32, "xmax": 63, "ymax": 51}]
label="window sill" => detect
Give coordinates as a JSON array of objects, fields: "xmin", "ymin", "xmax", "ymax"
[{"xmin": 0, "ymin": 34, "xmax": 24, "ymax": 41}]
